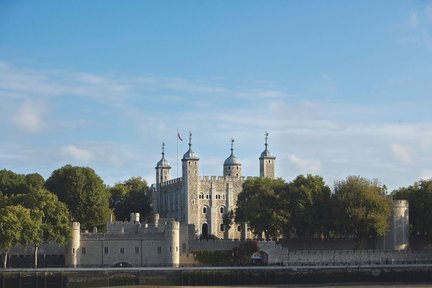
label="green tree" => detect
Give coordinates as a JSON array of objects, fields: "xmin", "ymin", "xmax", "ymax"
[
  {"xmin": 287, "ymin": 174, "xmax": 332, "ymax": 239},
  {"xmin": 392, "ymin": 179, "xmax": 432, "ymax": 237},
  {"xmin": 0, "ymin": 170, "xmax": 45, "ymax": 196},
  {"xmin": 235, "ymin": 177, "xmax": 289, "ymax": 240},
  {"xmin": 0, "ymin": 169, "xmax": 26, "ymax": 196},
  {"xmin": 0, "ymin": 205, "xmax": 37, "ymax": 268},
  {"xmin": 11, "ymin": 188, "xmax": 71, "ymax": 267},
  {"xmin": 109, "ymin": 177, "xmax": 152, "ymax": 221},
  {"xmin": 222, "ymin": 210, "xmax": 234, "ymax": 240},
  {"xmin": 333, "ymin": 176, "xmax": 392, "ymax": 244},
  {"xmin": 45, "ymin": 165, "xmax": 110, "ymax": 230}
]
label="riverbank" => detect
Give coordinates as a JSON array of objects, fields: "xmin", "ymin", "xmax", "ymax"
[{"xmin": 1, "ymin": 265, "xmax": 432, "ymax": 288}]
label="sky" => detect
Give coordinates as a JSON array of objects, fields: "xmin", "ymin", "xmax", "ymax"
[{"xmin": 1, "ymin": 1, "xmax": 432, "ymax": 191}]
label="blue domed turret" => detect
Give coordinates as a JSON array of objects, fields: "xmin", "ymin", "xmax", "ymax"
[
  {"xmin": 182, "ymin": 132, "xmax": 199, "ymax": 160},
  {"xmin": 223, "ymin": 138, "xmax": 242, "ymax": 177},
  {"xmin": 259, "ymin": 132, "xmax": 276, "ymax": 178},
  {"xmin": 155, "ymin": 142, "xmax": 171, "ymax": 187},
  {"xmin": 156, "ymin": 142, "xmax": 171, "ymax": 168}
]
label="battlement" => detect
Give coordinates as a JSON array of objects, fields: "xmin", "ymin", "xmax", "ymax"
[
  {"xmin": 161, "ymin": 177, "xmax": 182, "ymax": 187},
  {"xmin": 393, "ymin": 199, "xmax": 409, "ymax": 208}
]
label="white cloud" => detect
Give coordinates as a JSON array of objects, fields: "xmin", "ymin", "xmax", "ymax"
[
  {"xmin": 390, "ymin": 144, "xmax": 412, "ymax": 164},
  {"xmin": 289, "ymin": 154, "xmax": 321, "ymax": 174},
  {"xmin": 12, "ymin": 101, "xmax": 45, "ymax": 133},
  {"xmin": 60, "ymin": 145, "xmax": 94, "ymax": 163}
]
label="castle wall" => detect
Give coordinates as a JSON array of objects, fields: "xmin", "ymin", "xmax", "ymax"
[{"xmin": 64, "ymin": 219, "xmax": 180, "ymax": 267}]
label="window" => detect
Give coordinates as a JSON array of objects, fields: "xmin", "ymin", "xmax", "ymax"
[
  {"xmin": 199, "ymin": 194, "xmax": 204, "ymax": 199},
  {"xmin": 220, "ymin": 206, "xmax": 225, "ymax": 214},
  {"xmin": 220, "ymin": 223, "xmax": 225, "ymax": 232},
  {"xmin": 202, "ymin": 206, "xmax": 207, "ymax": 214},
  {"xmin": 81, "ymin": 247, "xmax": 86, "ymax": 254},
  {"xmin": 120, "ymin": 247, "xmax": 125, "ymax": 254},
  {"xmin": 206, "ymin": 194, "xmax": 209, "ymax": 199},
  {"xmin": 157, "ymin": 247, "xmax": 162, "ymax": 254},
  {"xmin": 72, "ymin": 248, "xmax": 75, "ymax": 254},
  {"xmin": 104, "ymin": 247, "xmax": 108, "ymax": 254},
  {"xmin": 237, "ymin": 225, "xmax": 241, "ymax": 232},
  {"xmin": 182, "ymin": 243, "xmax": 187, "ymax": 253},
  {"xmin": 216, "ymin": 194, "xmax": 221, "ymax": 199},
  {"xmin": 135, "ymin": 247, "xmax": 139, "ymax": 254}
]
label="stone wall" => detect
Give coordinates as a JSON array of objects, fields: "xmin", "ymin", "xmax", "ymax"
[{"xmin": 259, "ymin": 241, "xmax": 432, "ymax": 266}]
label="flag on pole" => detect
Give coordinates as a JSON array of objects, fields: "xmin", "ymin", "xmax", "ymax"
[{"xmin": 177, "ymin": 132, "xmax": 183, "ymax": 141}]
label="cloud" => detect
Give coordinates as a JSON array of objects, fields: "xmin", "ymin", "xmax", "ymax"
[
  {"xmin": 390, "ymin": 144, "xmax": 412, "ymax": 164},
  {"xmin": 289, "ymin": 154, "xmax": 321, "ymax": 174},
  {"xmin": 60, "ymin": 145, "xmax": 94, "ymax": 163},
  {"xmin": 12, "ymin": 100, "xmax": 45, "ymax": 133}
]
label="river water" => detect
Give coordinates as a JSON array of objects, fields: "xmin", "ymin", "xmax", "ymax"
[{"xmin": 108, "ymin": 285, "xmax": 432, "ymax": 288}]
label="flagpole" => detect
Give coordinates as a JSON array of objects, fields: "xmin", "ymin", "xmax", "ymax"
[{"xmin": 176, "ymin": 130, "xmax": 179, "ymax": 178}]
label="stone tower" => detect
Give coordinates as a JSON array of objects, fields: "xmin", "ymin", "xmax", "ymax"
[
  {"xmin": 156, "ymin": 142, "xmax": 171, "ymax": 187},
  {"xmin": 65, "ymin": 222, "xmax": 80, "ymax": 267},
  {"xmin": 165, "ymin": 219, "xmax": 180, "ymax": 267},
  {"xmin": 223, "ymin": 138, "xmax": 242, "ymax": 177},
  {"xmin": 259, "ymin": 132, "xmax": 276, "ymax": 178},
  {"xmin": 182, "ymin": 132, "xmax": 200, "ymax": 224}
]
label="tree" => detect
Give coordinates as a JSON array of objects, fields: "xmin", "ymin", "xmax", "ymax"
[
  {"xmin": 0, "ymin": 205, "xmax": 38, "ymax": 268},
  {"xmin": 222, "ymin": 210, "xmax": 234, "ymax": 240},
  {"xmin": 392, "ymin": 179, "xmax": 432, "ymax": 237},
  {"xmin": 11, "ymin": 188, "xmax": 71, "ymax": 267},
  {"xmin": 333, "ymin": 176, "xmax": 392, "ymax": 244},
  {"xmin": 235, "ymin": 177, "xmax": 289, "ymax": 240},
  {"xmin": 45, "ymin": 165, "xmax": 110, "ymax": 230},
  {"xmin": 287, "ymin": 174, "xmax": 332, "ymax": 239},
  {"xmin": 0, "ymin": 170, "xmax": 45, "ymax": 196},
  {"xmin": 0, "ymin": 169, "xmax": 27, "ymax": 196},
  {"xmin": 109, "ymin": 177, "xmax": 152, "ymax": 222}
]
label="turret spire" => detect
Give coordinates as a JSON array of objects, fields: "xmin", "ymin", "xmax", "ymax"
[
  {"xmin": 162, "ymin": 142, "xmax": 165, "ymax": 157},
  {"xmin": 264, "ymin": 131, "xmax": 268, "ymax": 149},
  {"xmin": 188, "ymin": 131, "xmax": 192, "ymax": 149},
  {"xmin": 230, "ymin": 138, "xmax": 234, "ymax": 154}
]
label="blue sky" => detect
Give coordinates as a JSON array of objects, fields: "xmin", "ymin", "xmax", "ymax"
[{"xmin": 1, "ymin": 1, "xmax": 432, "ymax": 191}]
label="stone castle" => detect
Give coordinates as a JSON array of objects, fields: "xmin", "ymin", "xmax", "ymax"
[
  {"xmin": 9, "ymin": 132, "xmax": 412, "ymax": 268},
  {"xmin": 154, "ymin": 132, "xmax": 276, "ymax": 240}
]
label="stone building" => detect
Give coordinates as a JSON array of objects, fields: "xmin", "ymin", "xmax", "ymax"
[
  {"xmin": 155, "ymin": 132, "xmax": 276, "ymax": 240},
  {"xmin": 65, "ymin": 213, "xmax": 180, "ymax": 267}
]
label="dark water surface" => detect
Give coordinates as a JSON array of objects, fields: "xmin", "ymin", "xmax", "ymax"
[{"xmin": 108, "ymin": 285, "xmax": 432, "ymax": 288}]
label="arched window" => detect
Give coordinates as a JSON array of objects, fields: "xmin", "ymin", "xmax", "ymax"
[
  {"xmin": 220, "ymin": 223, "xmax": 225, "ymax": 232},
  {"xmin": 202, "ymin": 206, "xmax": 207, "ymax": 214},
  {"xmin": 237, "ymin": 225, "xmax": 241, "ymax": 232},
  {"xmin": 220, "ymin": 206, "xmax": 225, "ymax": 214}
]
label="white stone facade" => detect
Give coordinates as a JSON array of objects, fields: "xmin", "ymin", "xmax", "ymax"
[
  {"xmin": 155, "ymin": 133, "xmax": 276, "ymax": 240},
  {"xmin": 65, "ymin": 214, "xmax": 180, "ymax": 267}
]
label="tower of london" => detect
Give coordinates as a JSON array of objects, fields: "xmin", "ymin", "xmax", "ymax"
[{"xmin": 155, "ymin": 132, "xmax": 276, "ymax": 239}]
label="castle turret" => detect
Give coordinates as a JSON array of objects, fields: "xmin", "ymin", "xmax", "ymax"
[
  {"xmin": 223, "ymin": 138, "xmax": 242, "ymax": 177},
  {"xmin": 65, "ymin": 222, "xmax": 80, "ymax": 268},
  {"xmin": 165, "ymin": 219, "xmax": 180, "ymax": 267},
  {"xmin": 156, "ymin": 142, "xmax": 171, "ymax": 187},
  {"xmin": 182, "ymin": 132, "xmax": 200, "ymax": 224},
  {"xmin": 259, "ymin": 132, "xmax": 276, "ymax": 178}
]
